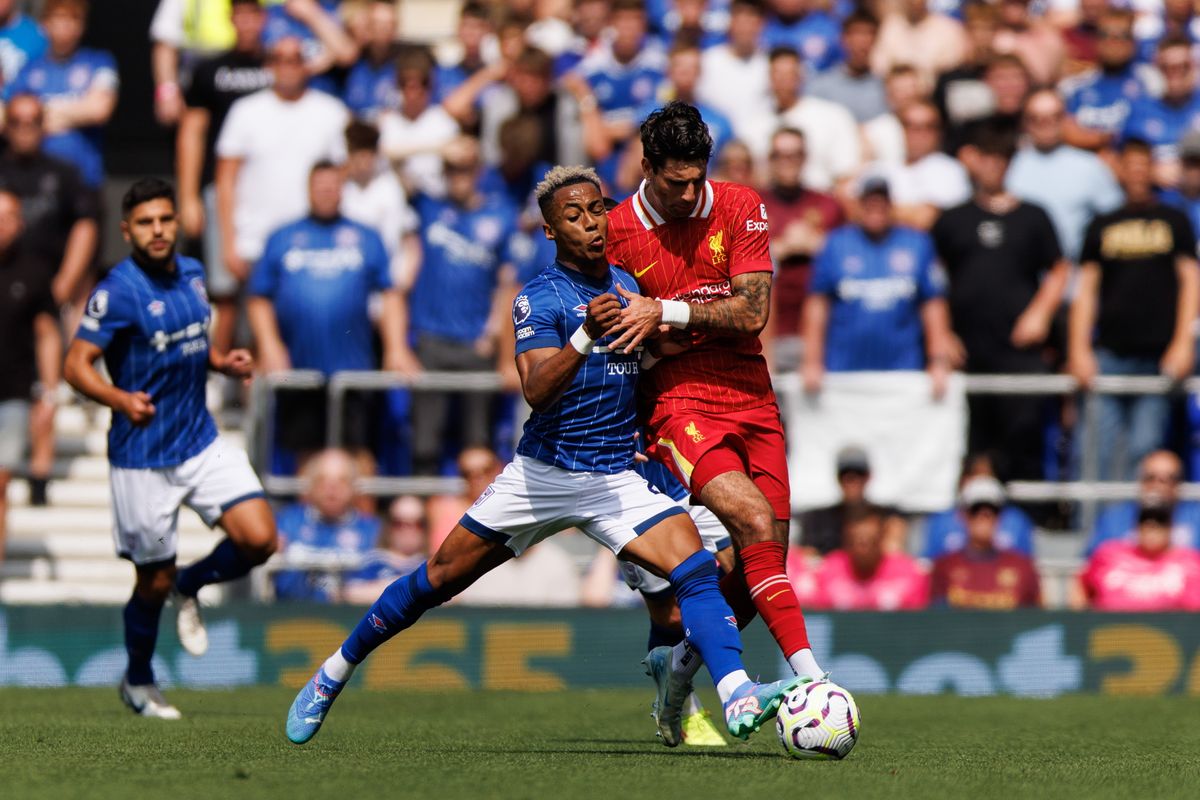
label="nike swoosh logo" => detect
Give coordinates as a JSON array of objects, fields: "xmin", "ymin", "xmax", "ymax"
[
  {"xmin": 766, "ymin": 590, "xmax": 789, "ymax": 602},
  {"xmin": 634, "ymin": 260, "xmax": 658, "ymax": 278}
]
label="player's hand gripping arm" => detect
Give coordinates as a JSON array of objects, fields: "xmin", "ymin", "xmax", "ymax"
[
  {"xmin": 516, "ymin": 292, "xmax": 621, "ymax": 412},
  {"xmin": 63, "ymin": 339, "xmax": 156, "ymax": 426},
  {"xmin": 608, "ymin": 272, "xmax": 772, "ymax": 354},
  {"xmin": 210, "ymin": 346, "xmax": 255, "ymax": 382}
]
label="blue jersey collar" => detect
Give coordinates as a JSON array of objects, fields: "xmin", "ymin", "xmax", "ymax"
[{"xmin": 553, "ymin": 260, "xmax": 613, "ymax": 290}]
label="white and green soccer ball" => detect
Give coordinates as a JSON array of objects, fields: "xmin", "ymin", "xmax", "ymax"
[{"xmin": 775, "ymin": 679, "xmax": 861, "ymax": 760}]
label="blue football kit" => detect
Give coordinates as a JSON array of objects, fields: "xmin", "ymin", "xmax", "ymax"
[
  {"xmin": 811, "ymin": 225, "xmax": 944, "ymax": 372},
  {"xmin": 514, "ymin": 262, "xmax": 643, "ymax": 473},
  {"xmin": 410, "ymin": 194, "xmax": 521, "ymax": 343},
  {"xmin": 7, "ymin": 47, "xmax": 117, "ymax": 187},
  {"xmin": 76, "ymin": 255, "xmax": 217, "ymax": 469},
  {"xmin": 247, "ymin": 215, "xmax": 392, "ymax": 375}
]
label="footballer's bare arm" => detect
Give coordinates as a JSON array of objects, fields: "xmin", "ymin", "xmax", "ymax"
[
  {"xmin": 608, "ymin": 271, "xmax": 772, "ymax": 353},
  {"xmin": 686, "ymin": 271, "xmax": 772, "ymax": 336},
  {"xmin": 517, "ymin": 293, "xmax": 621, "ymax": 411}
]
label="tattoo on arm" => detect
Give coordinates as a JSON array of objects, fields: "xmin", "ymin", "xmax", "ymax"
[{"xmin": 686, "ymin": 272, "xmax": 772, "ymax": 335}]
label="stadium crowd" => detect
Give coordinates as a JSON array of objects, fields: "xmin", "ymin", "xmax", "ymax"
[{"xmin": 6, "ymin": 0, "xmax": 1200, "ymax": 611}]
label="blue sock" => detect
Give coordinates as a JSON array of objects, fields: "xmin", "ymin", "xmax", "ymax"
[
  {"xmin": 176, "ymin": 539, "xmax": 256, "ymax": 597},
  {"xmin": 124, "ymin": 592, "xmax": 163, "ymax": 686},
  {"xmin": 670, "ymin": 550, "xmax": 744, "ymax": 689},
  {"xmin": 341, "ymin": 563, "xmax": 445, "ymax": 664},
  {"xmin": 647, "ymin": 619, "xmax": 680, "ymax": 651}
]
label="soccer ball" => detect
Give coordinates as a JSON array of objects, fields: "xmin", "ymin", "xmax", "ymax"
[{"xmin": 775, "ymin": 679, "xmax": 860, "ymax": 760}]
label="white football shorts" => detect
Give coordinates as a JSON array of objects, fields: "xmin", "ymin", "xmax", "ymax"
[
  {"xmin": 461, "ymin": 454, "xmax": 687, "ymax": 557},
  {"xmin": 620, "ymin": 505, "xmax": 733, "ymax": 595},
  {"xmin": 109, "ymin": 436, "xmax": 264, "ymax": 565}
]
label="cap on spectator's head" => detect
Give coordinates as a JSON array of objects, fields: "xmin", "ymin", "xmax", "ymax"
[
  {"xmin": 836, "ymin": 446, "xmax": 870, "ymax": 477},
  {"xmin": 1180, "ymin": 130, "xmax": 1200, "ymax": 162},
  {"xmin": 1138, "ymin": 499, "xmax": 1173, "ymax": 526},
  {"xmin": 959, "ymin": 476, "xmax": 1006, "ymax": 510},
  {"xmin": 859, "ymin": 176, "xmax": 890, "ymax": 200}
]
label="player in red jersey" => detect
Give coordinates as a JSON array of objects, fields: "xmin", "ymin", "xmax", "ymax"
[{"xmin": 606, "ymin": 102, "xmax": 825, "ymax": 739}]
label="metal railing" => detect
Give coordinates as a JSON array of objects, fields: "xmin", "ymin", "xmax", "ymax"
[{"xmin": 250, "ymin": 369, "xmax": 1200, "ymax": 518}]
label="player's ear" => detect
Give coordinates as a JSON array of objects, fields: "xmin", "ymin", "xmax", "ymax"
[
  {"xmin": 119, "ymin": 219, "xmax": 131, "ymax": 244},
  {"xmin": 543, "ymin": 221, "xmax": 554, "ymax": 241},
  {"xmin": 641, "ymin": 157, "xmax": 653, "ymax": 181}
]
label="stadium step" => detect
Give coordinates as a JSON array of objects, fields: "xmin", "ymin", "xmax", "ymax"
[{"xmin": 6, "ymin": 529, "xmax": 222, "ymax": 561}]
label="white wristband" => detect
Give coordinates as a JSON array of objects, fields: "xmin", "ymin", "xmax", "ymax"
[
  {"xmin": 660, "ymin": 299, "xmax": 691, "ymax": 329},
  {"xmin": 569, "ymin": 325, "xmax": 596, "ymax": 355}
]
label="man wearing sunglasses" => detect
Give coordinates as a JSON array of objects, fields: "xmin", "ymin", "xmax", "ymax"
[{"xmin": 1084, "ymin": 449, "xmax": 1200, "ymax": 555}]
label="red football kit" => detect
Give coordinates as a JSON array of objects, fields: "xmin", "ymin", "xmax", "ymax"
[
  {"xmin": 608, "ymin": 178, "xmax": 812, "ymax": 662},
  {"xmin": 607, "ymin": 179, "xmax": 789, "ymax": 518}
]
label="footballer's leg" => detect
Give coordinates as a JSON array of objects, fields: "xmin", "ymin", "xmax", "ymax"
[
  {"xmin": 173, "ymin": 497, "xmax": 278, "ymax": 656},
  {"xmin": 620, "ymin": 513, "xmax": 802, "ymax": 742},
  {"xmin": 120, "ymin": 560, "xmax": 182, "ymax": 720},
  {"xmin": 286, "ymin": 525, "xmax": 513, "ymax": 744},
  {"xmin": 173, "ymin": 439, "xmax": 276, "ymax": 656},
  {"xmin": 696, "ymin": 456, "xmax": 824, "ymax": 682},
  {"xmin": 640, "ymin": 589, "xmax": 727, "ymax": 747}
]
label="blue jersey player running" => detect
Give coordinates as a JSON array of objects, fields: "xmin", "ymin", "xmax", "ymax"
[
  {"xmin": 286, "ymin": 166, "xmax": 804, "ymax": 746},
  {"xmin": 64, "ymin": 179, "xmax": 279, "ymax": 719}
]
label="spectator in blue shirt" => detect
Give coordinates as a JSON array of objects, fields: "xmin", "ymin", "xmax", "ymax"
[
  {"xmin": 247, "ymin": 160, "xmax": 416, "ymax": 464},
  {"xmin": 0, "ymin": 0, "xmax": 46, "ymax": 89},
  {"xmin": 408, "ymin": 135, "xmax": 520, "ymax": 474},
  {"xmin": 261, "ymin": 0, "xmax": 357, "ymax": 96},
  {"xmin": 1133, "ymin": 0, "xmax": 1200, "ymax": 65},
  {"xmin": 1085, "ymin": 450, "xmax": 1200, "ymax": 555},
  {"xmin": 341, "ymin": 0, "xmax": 400, "ymax": 121},
  {"xmin": 1121, "ymin": 37, "xmax": 1200, "ymax": 189},
  {"xmin": 802, "ymin": 177, "xmax": 954, "ymax": 397},
  {"xmin": 274, "ymin": 448, "xmax": 381, "ymax": 603},
  {"xmin": 1062, "ymin": 8, "xmax": 1155, "ymax": 154},
  {"xmin": 433, "ymin": 1, "xmax": 492, "ymax": 105},
  {"xmin": 647, "ymin": 0, "xmax": 730, "ymax": 49},
  {"xmin": 342, "ymin": 494, "xmax": 428, "ymax": 604},
  {"xmin": 763, "ymin": 0, "xmax": 841, "ymax": 72},
  {"xmin": 5, "ymin": 0, "xmax": 116, "ymax": 189},
  {"xmin": 923, "ymin": 454, "xmax": 1035, "ymax": 559},
  {"xmin": 1008, "ymin": 88, "xmax": 1124, "ymax": 262},
  {"xmin": 1159, "ymin": 129, "xmax": 1200, "ymax": 242},
  {"xmin": 578, "ymin": 0, "xmax": 666, "ymax": 190}
]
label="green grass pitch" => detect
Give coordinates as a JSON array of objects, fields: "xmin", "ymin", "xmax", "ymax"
[{"xmin": 4, "ymin": 688, "xmax": 1200, "ymax": 799}]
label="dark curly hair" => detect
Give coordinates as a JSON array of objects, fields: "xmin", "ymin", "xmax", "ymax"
[
  {"xmin": 640, "ymin": 101, "xmax": 713, "ymax": 171},
  {"xmin": 121, "ymin": 178, "xmax": 175, "ymax": 218}
]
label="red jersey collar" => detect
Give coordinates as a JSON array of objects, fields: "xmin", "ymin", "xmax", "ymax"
[{"xmin": 632, "ymin": 179, "xmax": 715, "ymax": 230}]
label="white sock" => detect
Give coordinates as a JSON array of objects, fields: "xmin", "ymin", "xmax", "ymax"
[
  {"xmin": 787, "ymin": 648, "xmax": 823, "ymax": 680},
  {"xmin": 682, "ymin": 691, "xmax": 703, "ymax": 717},
  {"xmin": 715, "ymin": 669, "xmax": 751, "ymax": 705},
  {"xmin": 322, "ymin": 649, "xmax": 356, "ymax": 683},
  {"xmin": 670, "ymin": 640, "xmax": 706, "ymax": 682}
]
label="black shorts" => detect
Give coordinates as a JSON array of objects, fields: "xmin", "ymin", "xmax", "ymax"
[{"xmin": 274, "ymin": 389, "xmax": 379, "ymax": 453}]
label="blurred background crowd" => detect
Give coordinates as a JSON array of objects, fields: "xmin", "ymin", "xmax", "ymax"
[{"xmin": 4, "ymin": 0, "xmax": 1200, "ymax": 612}]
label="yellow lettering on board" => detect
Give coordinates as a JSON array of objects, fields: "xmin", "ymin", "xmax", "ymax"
[
  {"xmin": 266, "ymin": 621, "xmax": 347, "ymax": 688},
  {"xmin": 364, "ymin": 621, "xmax": 469, "ymax": 690},
  {"xmin": 483, "ymin": 624, "xmax": 571, "ymax": 691},
  {"xmin": 1090, "ymin": 625, "xmax": 1181, "ymax": 695}
]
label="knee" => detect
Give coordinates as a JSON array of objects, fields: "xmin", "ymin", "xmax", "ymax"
[
  {"xmin": 734, "ymin": 508, "xmax": 778, "ymax": 545},
  {"xmin": 135, "ymin": 567, "xmax": 176, "ymax": 605}
]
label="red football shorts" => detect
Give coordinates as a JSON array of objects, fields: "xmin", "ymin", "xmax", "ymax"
[{"xmin": 646, "ymin": 402, "xmax": 791, "ymax": 520}]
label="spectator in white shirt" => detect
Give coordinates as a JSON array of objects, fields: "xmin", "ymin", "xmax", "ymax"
[
  {"xmin": 341, "ymin": 120, "xmax": 420, "ymax": 288},
  {"xmin": 877, "ymin": 100, "xmax": 971, "ymax": 231},
  {"xmin": 379, "ymin": 46, "xmax": 461, "ymax": 199},
  {"xmin": 213, "ymin": 34, "xmax": 350, "ymax": 353},
  {"xmin": 697, "ymin": 0, "xmax": 771, "ymax": 126},
  {"xmin": 863, "ymin": 64, "xmax": 925, "ymax": 168},
  {"xmin": 739, "ymin": 46, "xmax": 861, "ymax": 194}
]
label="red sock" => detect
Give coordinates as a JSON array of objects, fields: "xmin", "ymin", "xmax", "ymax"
[
  {"xmin": 719, "ymin": 567, "xmax": 758, "ymax": 629},
  {"xmin": 740, "ymin": 540, "xmax": 810, "ymax": 657}
]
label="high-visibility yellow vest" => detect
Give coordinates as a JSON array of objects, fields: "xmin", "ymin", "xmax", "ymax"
[{"xmin": 181, "ymin": 0, "xmax": 235, "ymax": 53}]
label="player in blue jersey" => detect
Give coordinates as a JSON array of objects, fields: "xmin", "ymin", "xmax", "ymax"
[
  {"xmin": 801, "ymin": 177, "xmax": 953, "ymax": 394},
  {"xmin": 286, "ymin": 165, "xmax": 805, "ymax": 747},
  {"xmin": 5, "ymin": 0, "xmax": 116, "ymax": 189},
  {"xmin": 63, "ymin": 179, "xmax": 279, "ymax": 719}
]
